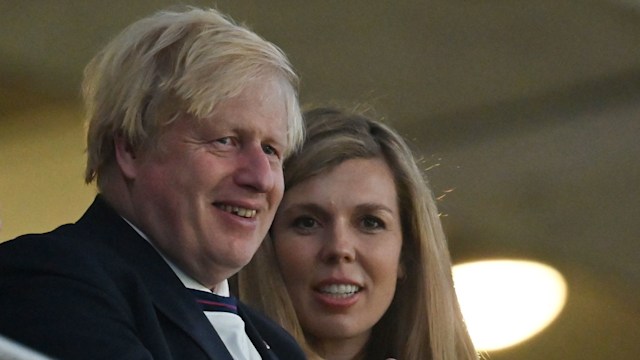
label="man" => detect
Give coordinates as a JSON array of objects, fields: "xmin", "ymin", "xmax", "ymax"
[{"xmin": 0, "ymin": 7, "xmax": 305, "ymax": 360}]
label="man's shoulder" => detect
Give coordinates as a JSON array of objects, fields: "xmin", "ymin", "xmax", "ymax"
[
  {"xmin": 0, "ymin": 226, "xmax": 128, "ymax": 291},
  {"xmin": 0, "ymin": 224, "xmax": 95, "ymax": 260},
  {"xmin": 0, "ymin": 203, "xmax": 151, "ymax": 291},
  {"xmin": 0, "ymin": 195, "xmax": 119, "ymax": 257}
]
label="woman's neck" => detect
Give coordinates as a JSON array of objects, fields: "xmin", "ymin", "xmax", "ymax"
[{"xmin": 309, "ymin": 333, "xmax": 369, "ymax": 360}]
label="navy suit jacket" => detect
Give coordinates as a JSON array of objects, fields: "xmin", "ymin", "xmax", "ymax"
[{"xmin": 0, "ymin": 196, "xmax": 306, "ymax": 360}]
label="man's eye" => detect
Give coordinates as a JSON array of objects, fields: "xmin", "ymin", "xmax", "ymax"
[
  {"xmin": 262, "ymin": 144, "xmax": 279, "ymax": 157},
  {"xmin": 208, "ymin": 137, "xmax": 238, "ymax": 151},
  {"xmin": 216, "ymin": 137, "xmax": 232, "ymax": 145}
]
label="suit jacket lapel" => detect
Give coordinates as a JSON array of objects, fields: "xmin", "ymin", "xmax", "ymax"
[
  {"xmin": 151, "ymin": 284, "xmax": 234, "ymax": 360},
  {"xmin": 238, "ymin": 306, "xmax": 277, "ymax": 360},
  {"xmin": 79, "ymin": 196, "xmax": 234, "ymax": 360}
]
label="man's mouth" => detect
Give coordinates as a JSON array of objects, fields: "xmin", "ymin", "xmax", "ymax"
[{"xmin": 216, "ymin": 204, "xmax": 257, "ymax": 218}]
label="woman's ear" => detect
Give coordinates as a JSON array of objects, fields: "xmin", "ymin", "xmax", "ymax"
[
  {"xmin": 114, "ymin": 134, "xmax": 138, "ymax": 180},
  {"xmin": 397, "ymin": 261, "xmax": 406, "ymax": 280}
]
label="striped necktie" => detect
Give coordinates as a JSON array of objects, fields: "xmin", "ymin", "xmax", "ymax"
[{"xmin": 188, "ymin": 288, "xmax": 238, "ymax": 314}]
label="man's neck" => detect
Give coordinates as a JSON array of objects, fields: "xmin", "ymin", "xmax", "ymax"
[{"xmin": 120, "ymin": 215, "xmax": 229, "ymax": 295}]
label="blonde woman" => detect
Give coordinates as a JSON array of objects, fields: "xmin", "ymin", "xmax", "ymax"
[{"xmin": 238, "ymin": 108, "xmax": 478, "ymax": 359}]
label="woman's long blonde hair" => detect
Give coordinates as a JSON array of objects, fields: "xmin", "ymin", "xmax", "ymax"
[{"xmin": 238, "ymin": 107, "xmax": 478, "ymax": 359}]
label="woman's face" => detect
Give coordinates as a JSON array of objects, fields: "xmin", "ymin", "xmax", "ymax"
[{"xmin": 272, "ymin": 157, "xmax": 403, "ymax": 354}]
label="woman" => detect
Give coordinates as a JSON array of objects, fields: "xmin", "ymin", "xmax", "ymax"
[{"xmin": 238, "ymin": 107, "xmax": 478, "ymax": 359}]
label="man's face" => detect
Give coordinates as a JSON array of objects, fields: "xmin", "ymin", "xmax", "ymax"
[{"xmin": 123, "ymin": 78, "xmax": 289, "ymax": 288}]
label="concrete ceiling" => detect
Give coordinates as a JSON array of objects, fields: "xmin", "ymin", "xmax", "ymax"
[{"xmin": 1, "ymin": 1, "xmax": 639, "ymax": 359}]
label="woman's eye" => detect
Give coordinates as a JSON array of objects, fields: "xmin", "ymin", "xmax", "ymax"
[
  {"xmin": 361, "ymin": 216, "xmax": 385, "ymax": 231},
  {"xmin": 292, "ymin": 216, "xmax": 318, "ymax": 230}
]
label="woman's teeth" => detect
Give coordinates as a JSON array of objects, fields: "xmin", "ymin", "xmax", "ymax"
[{"xmin": 319, "ymin": 284, "xmax": 361, "ymax": 297}]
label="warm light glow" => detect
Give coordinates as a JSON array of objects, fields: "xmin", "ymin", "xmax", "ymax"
[{"xmin": 452, "ymin": 259, "xmax": 568, "ymax": 351}]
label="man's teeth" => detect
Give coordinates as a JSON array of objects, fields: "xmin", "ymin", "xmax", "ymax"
[
  {"xmin": 218, "ymin": 205, "xmax": 256, "ymax": 218},
  {"xmin": 319, "ymin": 284, "xmax": 361, "ymax": 297}
]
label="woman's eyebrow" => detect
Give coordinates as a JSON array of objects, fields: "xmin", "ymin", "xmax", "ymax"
[
  {"xmin": 279, "ymin": 203, "xmax": 328, "ymax": 218},
  {"xmin": 355, "ymin": 202, "xmax": 395, "ymax": 215}
]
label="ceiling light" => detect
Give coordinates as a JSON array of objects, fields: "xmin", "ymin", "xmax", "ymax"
[{"xmin": 452, "ymin": 259, "xmax": 568, "ymax": 351}]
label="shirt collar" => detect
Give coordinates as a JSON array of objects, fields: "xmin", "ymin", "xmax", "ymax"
[{"xmin": 121, "ymin": 217, "xmax": 229, "ymax": 296}]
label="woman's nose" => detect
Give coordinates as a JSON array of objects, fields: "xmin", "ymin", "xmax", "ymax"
[{"xmin": 319, "ymin": 224, "xmax": 357, "ymax": 263}]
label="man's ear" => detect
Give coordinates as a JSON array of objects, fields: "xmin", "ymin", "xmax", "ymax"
[{"xmin": 114, "ymin": 134, "xmax": 138, "ymax": 179}]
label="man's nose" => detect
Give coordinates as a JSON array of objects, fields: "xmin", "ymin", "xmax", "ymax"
[{"xmin": 234, "ymin": 145, "xmax": 277, "ymax": 193}]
